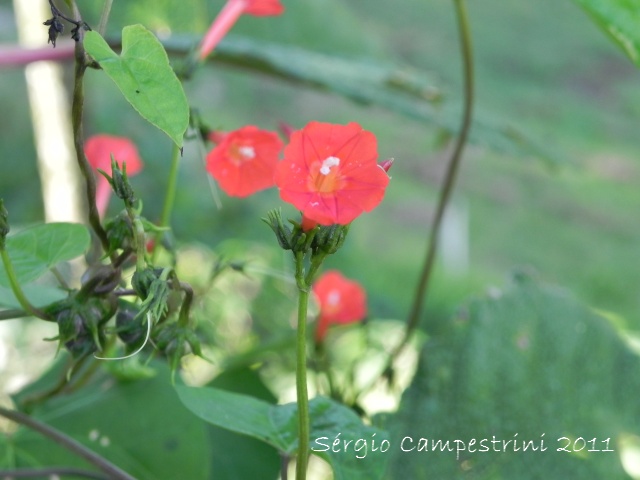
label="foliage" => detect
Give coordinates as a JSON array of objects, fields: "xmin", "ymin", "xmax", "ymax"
[{"xmin": 1, "ymin": 0, "xmax": 639, "ymax": 479}]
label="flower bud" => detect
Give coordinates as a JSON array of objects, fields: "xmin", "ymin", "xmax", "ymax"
[
  {"xmin": 48, "ymin": 294, "xmax": 117, "ymax": 357},
  {"xmin": 379, "ymin": 158, "xmax": 394, "ymax": 173},
  {"xmin": 110, "ymin": 158, "xmax": 136, "ymax": 206},
  {"xmin": 116, "ymin": 303, "xmax": 147, "ymax": 352},
  {"xmin": 105, "ymin": 211, "xmax": 134, "ymax": 253},
  {"xmin": 263, "ymin": 209, "xmax": 292, "ymax": 250},
  {"xmin": 132, "ymin": 268, "xmax": 159, "ymax": 300}
]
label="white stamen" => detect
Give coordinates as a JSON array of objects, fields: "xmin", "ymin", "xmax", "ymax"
[
  {"xmin": 320, "ymin": 156, "xmax": 340, "ymax": 175},
  {"xmin": 327, "ymin": 290, "xmax": 341, "ymax": 306},
  {"xmin": 238, "ymin": 146, "xmax": 256, "ymax": 159}
]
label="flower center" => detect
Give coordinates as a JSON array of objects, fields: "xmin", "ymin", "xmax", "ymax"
[
  {"xmin": 238, "ymin": 146, "xmax": 256, "ymax": 159},
  {"xmin": 311, "ymin": 156, "xmax": 343, "ymax": 193},
  {"xmin": 320, "ymin": 156, "xmax": 340, "ymax": 175},
  {"xmin": 327, "ymin": 290, "xmax": 341, "ymax": 306},
  {"xmin": 230, "ymin": 144, "xmax": 256, "ymax": 164}
]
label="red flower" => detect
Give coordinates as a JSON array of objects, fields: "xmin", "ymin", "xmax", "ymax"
[
  {"xmin": 205, "ymin": 125, "xmax": 283, "ymax": 197},
  {"xmin": 84, "ymin": 135, "xmax": 143, "ymax": 217},
  {"xmin": 313, "ymin": 270, "xmax": 367, "ymax": 342},
  {"xmin": 275, "ymin": 122, "xmax": 390, "ymax": 225},
  {"xmin": 199, "ymin": 0, "xmax": 285, "ymax": 59}
]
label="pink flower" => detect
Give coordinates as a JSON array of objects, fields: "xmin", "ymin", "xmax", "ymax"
[
  {"xmin": 275, "ymin": 121, "xmax": 390, "ymax": 225},
  {"xmin": 313, "ymin": 270, "xmax": 367, "ymax": 342},
  {"xmin": 84, "ymin": 135, "xmax": 143, "ymax": 217},
  {"xmin": 199, "ymin": 0, "xmax": 285, "ymax": 59},
  {"xmin": 205, "ymin": 125, "xmax": 283, "ymax": 197}
]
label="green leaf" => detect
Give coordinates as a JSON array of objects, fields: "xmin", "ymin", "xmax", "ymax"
[
  {"xmin": 0, "ymin": 283, "xmax": 67, "ymax": 309},
  {"xmin": 0, "ymin": 223, "xmax": 90, "ymax": 288},
  {"xmin": 384, "ymin": 275, "xmax": 640, "ymax": 479},
  {"xmin": 206, "ymin": 367, "xmax": 280, "ymax": 480},
  {"xmin": 84, "ymin": 25, "xmax": 189, "ymax": 147},
  {"xmin": 177, "ymin": 386, "xmax": 389, "ymax": 480},
  {"xmin": 572, "ymin": 0, "xmax": 640, "ymax": 68},
  {"xmin": 206, "ymin": 36, "xmax": 562, "ymax": 166},
  {"xmin": 5, "ymin": 363, "xmax": 210, "ymax": 479}
]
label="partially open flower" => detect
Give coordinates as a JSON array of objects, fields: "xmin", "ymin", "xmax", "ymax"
[
  {"xmin": 275, "ymin": 121, "xmax": 390, "ymax": 226},
  {"xmin": 205, "ymin": 125, "xmax": 283, "ymax": 197},
  {"xmin": 199, "ymin": 0, "xmax": 285, "ymax": 59},
  {"xmin": 313, "ymin": 270, "xmax": 367, "ymax": 342},
  {"xmin": 84, "ymin": 135, "xmax": 143, "ymax": 217}
]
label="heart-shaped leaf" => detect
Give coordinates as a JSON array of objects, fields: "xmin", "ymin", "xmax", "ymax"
[
  {"xmin": 84, "ymin": 25, "xmax": 189, "ymax": 147},
  {"xmin": 0, "ymin": 223, "xmax": 90, "ymax": 288}
]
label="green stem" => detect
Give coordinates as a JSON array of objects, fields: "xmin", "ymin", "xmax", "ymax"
[
  {"xmin": 0, "ymin": 309, "xmax": 29, "ymax": 320},
  {"xmin": 159, "ymin": 143, "xmax": 181, "ymax": 229},
  {"xmin": 96, "ymin": 0, "xmax": 113, "ymax": 36},
  {"xmin": 69, "ymin": 6, "xmax": 110, "ymax": 255},
  {"xmin": 294, "ymin": 256, "xmax": 310, "ymax": 480},
  {"xmin": 0, "ymin": 407, "xmax": 136, "ymax": 480},
  {"xmin": 389, "ymin": 0, "xmax": 474, "ymax": 363},
  {"xmin": 0, "ymin": 249, "xmax": 48, "ymax": 320}
]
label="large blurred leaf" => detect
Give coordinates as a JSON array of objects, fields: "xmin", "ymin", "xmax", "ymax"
[
  {"xmin": 202, "ymin": 36, "xmax": 562, "ymax": 166},
  {"xmin": 84, "ymin": 25, "xmax": 189, "ymax": 147},
  {"xmin": 3, "ymin": 363, "xmax": 210, "ymax": 479},
  {"xmin": 383, "ymin": 276, "xmax": 639, "ymax": 479},
  {"xmin": 572, "ymin": 0, "xmax": 640, "ymax": 68},
  {"xmin": 177, "ymin": 386, "xmax": 389, "ymax": 480},
  {"xmin": 206, "ymin": 367, "xmax": 280, "ymax": 480},
  {"xmin": 0, "ymin": 223, "xmax": 89, "ymax": 288}
]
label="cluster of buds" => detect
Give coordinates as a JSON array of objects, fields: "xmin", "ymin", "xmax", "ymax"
[
  {"xmin": 263, "ymin": 210, "xmax": 350, "ymax": 257},
  {"xmin": 46, "ymin": 293, "xmax": 118, "ymax": 358}
]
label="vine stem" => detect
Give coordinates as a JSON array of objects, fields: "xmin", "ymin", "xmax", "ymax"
[
  {"xmin": 69, "ymin": 3, "xmax": 110, "ymax": 254},
  {"xmin": 388, "ymin": 0, "xmax": 475, "ymax": 364},
  {"xmin": 0, "ymin": 407, "xmax": 136, "ymax": 480},
  {"xmin": 294, "ymin": 253, "xmax": 310, "ymax": 480}
]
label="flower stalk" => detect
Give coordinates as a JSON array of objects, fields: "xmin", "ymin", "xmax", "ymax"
[{"xmin": 294, "ymin": 260, "xmax": 311, "ymax": 480}]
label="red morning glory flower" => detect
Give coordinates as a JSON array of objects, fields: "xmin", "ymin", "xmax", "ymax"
[
  {"xmin": 275, "ymin": 122, "xmax": 390, "ymax": 225},
  {"xmin": 199, "ymin": 0, "xmax": 285, "ymax": 59},
  {"xmin": 313, "ymin": 270, "xmax": 367, "ymax": 342},
  {"xmin": 84, "ymin": 135, "xmax": 143, "ymax": 217},
  {"xmin": 205, "ymin": 125, "xmax": 284, "ymax": 197}
]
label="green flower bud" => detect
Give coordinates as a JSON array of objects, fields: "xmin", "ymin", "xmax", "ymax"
[
  {"xmin": 116, "ymin": 303, "xmax": 147, "ymax": 353},
  {"xmin": 48, "ymin": 293, "xmax": 117, "ymax": 357},
  {"xmin": 132, "ymin": 268, "xmax": 158, "ymax": 300},
  {"xmin": 105, "ymin": 211, "xmax": 134, "ymax": 253},
  {"xmin": 110, "ymin": 158, "xmax": 136, "ymax": 207},
  {"xmin": 262, "ymin": 209, "xmax": 292, "ymax": 250}
]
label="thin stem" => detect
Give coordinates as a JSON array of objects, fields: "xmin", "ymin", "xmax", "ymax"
[
  {"xmin": 0, "ymin": 249, "xmax": 48, "ymax": 320},
  {"xmin": 69, "ymin": 9, "xmax": 110, "ymax": 254},
  {"xmin": 0, "ymin": 407, "xmax": 136, "ymax": 480},
  {"xmin": 159, "ymin": 143, "xmax": 181, "ymax": 229},
  {"xmin": 294, "ymin": 256, "xmax": 310, "ymax": 480},
  {"xmin": 0, "ymin": 309, "xmax": 29, "ymax": 320},
  {"xmin": 389, "ymin": 0, "xmax": 474, "ymax": 364},
  {"xmin": 96, "ymin": 0, "xmax": 113, "ymax": 36}
]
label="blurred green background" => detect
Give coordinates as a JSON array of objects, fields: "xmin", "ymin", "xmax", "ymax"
[
  {"xmin": 2, "ymin": 0, "xmax": 640, "ymax": 478},
  {"xmin": 0, "ymin": 0, "xmax": 638, "ymax": 329}
]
